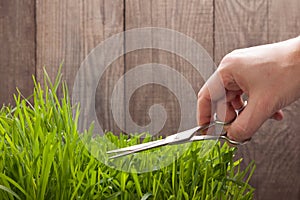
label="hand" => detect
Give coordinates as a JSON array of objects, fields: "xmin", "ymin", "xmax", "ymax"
[{"xmin": 197, "ymin": 36, "xmax": 300, "ymax": 142}]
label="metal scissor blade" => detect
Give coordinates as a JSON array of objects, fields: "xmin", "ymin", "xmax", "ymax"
[
  {"xmin": 107, "ymin": 126, "xmax": 209, "ymax": 159},
  {"xmin": 189, "ymin": 135, "xmax": 220, "ymax": 142},
  {"xmin": 190, "ymin": 134, "xmax": 249, "ymax": 145},
  {"xmin": 107, "ymin": 140, "xmax": 161, "ymax": 154},
  {"xmin": 165, "ymin": 126, "xmax": 201, "ymax": 144},
  {"xmin": 108, "ymin": 139, "xmax": 168, "ymax": 159},
  {"xmin": 107, "ymin": 126, "xmax": 200, "ymax": 154}
]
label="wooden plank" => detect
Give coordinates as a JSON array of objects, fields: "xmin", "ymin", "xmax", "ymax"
[
  {"xmin": 269, "ymin": 0, "xmax": 300, "ymax": 42},
  {"xmin": 124, "ymin": 0, "xmax": 153, "ymax": 135},
  {"xmin": 214, "ymin": 0, "xmax": 269, "ymax": 63},
  {"xmin": 125, "ymin": 0, "xmax": 213, "ymax": 136},
  {"xmin": 0, "ymin": 0, "xmax": 35, "ymax": 105},
  {"xmin": 214, "ymin": 2, "xmax": 268, "ymax": 198},
  {"xmin": 36, "ymin": 0, "xmax": 124, "ymax": 134},
  {"xmin": 257, "ymin": 1, "xmax": 300, "ymax": 199},
  {"xmin": 215, "ymin": 0, "xmax": 300, "ymax": 199}
]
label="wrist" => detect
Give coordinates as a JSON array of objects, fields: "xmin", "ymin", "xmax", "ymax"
[
  {"xmin": 287, "ymin": 36, "xmax": 300, "ymax": 98},
  {"xmin": 283, "ymin": 36, "xmax": 300, "ymax": 69},
  {"xmin": 291, "ymin": 36, "xmax": 300, "ymax": 72},
  {"xmin": 274, "ymin": 37, "xmax": 300, "ymax": 101},
  {"xmin": 293, "ymin": 35, "xmax": 300, "ymax": 51}
]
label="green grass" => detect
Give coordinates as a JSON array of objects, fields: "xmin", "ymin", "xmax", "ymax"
[{"xmin": 0, "ymin": 68, "xmax": 255, "ymax": 199}]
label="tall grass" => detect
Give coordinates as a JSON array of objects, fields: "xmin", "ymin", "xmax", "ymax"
[{"xmin": 0, "ymin": 68, "xmax": 255, "ymax": 199}]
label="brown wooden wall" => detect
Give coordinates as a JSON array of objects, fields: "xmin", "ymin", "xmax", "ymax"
[{"xmin": 1, "ymin": 0, "xmax": 299, "ymax": 199}]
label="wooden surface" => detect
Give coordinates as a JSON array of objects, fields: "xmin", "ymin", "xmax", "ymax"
[
  {"xmin": 125, "ymin": 0, "xmax": 213, "ymax": 135},
  {"xmin": 0, "ymin": 0, "xmax": 35, "ymax": 104},
  {"xmin": 215, "ymin": 0, "xmax": 300, "ymax": 199},
  {"xmin": 214, "ymin": 0, "xmax": 269, "ymax": 63},
  {"xmin": 258, "ymin": 1, "xmax": 300, "ymax": 199},
  {"xmin": 1, "ymin": 0, "xmax": 300, "ymax": 199},
  {"xmin": 36, "ymin": 0, "xmax": 124, "ymax": 133}
]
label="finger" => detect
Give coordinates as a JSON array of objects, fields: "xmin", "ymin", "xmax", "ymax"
[
  {"xmin": 271, "ymin": 110, "xmax": 284, "ymax": 120},
  {"xmin": 225, "ymin": 90, "xmax": 243, "ymax": 101},
  {"xmin": 197, "ymin": 89, "xmax": 213, "ymax": 125},
  {"xmin": 227, "ymin": 97, "xmax": 269, "ymax": 142},
  {"xmin": 230, "ymin": 95, "xmax": 244, "ymax": 110},
  {"xmin": 215, "ymin": 91, "xmax": 243, "ymax": 123},
  {"xmin": 216, "ymin": 98, "xmax": 236, "ymax": 123},
  {"xmin": 197, "ymin": 72, "xmax": 226, "ymax": 125}
]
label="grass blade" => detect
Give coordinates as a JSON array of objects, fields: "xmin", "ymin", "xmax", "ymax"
[{"xmin": 0, "ymin": 185, "xmax": 21, "ymax": 200}]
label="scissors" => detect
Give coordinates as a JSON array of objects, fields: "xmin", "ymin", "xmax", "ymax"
[{"xmin": 107, "ymin": 101, "xmax": 249, "ymax": 159}]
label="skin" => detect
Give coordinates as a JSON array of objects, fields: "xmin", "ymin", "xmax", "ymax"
[{"xmin": 197, "ymin": 36, "xmax": 300, "ymax": 142}]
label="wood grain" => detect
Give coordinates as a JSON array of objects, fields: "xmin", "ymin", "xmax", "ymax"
[
  {"xmin": 214, "ymin": 0, "xmax": 269, "ymax": 63},
  {"xmin": 125, "ymin": 0, "xmax": 213, "ymax": 136},
  {"xmin": 0, "ymin": 0, "xmax": 35, "ymax": 104},
  {"xmin": 36, "ymin": 0, "xmax": 124, "ymax": 134},
  {"xmin": 215, "ymin": 0, "xmax": 300, "ymax": 199},
  {"xmin": 255, "ymin": 1, "xmax": 300, "ymax": 199},
  {"xmin": 2, "ymin": 1, "xmax": 300, "ymax": 199},
  {"xmin": 214, "ymin": 2, "xmax": 268, "ymax": 198}
]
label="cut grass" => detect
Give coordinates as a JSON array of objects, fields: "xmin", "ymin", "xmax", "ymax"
[{"xmin": 0, "ymin": 68, "xmax": 255, "ymax": 199}]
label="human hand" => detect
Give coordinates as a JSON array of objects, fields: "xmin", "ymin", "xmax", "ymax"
[{"xmin": 197, "ymin": 36, "xmax": 300, "ymax": 142}]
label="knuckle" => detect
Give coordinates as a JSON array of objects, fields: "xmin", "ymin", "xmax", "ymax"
[
  {"xmin": 233, "ymin": 123, "xmax": 248, "ymax": 136},
  {"xmin": 198, "ymin": 85, "xmax": 210, "ymax": 100},
  {"xmin": 197, "ymin": 88, "xmax": 204, "ymax": 99},
  {"xmin": 219, "ymin": 53, "xmax": 243, "ymax": 70},
  {"xmin": 258, "ymin": 97, "xmax": 277, "ymax": 117},
  {"xmin": 230, "ymin": 122, "xmax": 252, "ymax": 140}
]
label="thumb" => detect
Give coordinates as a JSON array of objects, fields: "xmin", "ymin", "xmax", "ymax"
[{"xmin": 227, "ymin": 97, "xmax": 269, "ymax": 142}]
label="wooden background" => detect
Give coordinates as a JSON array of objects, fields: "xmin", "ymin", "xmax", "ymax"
[{"xmin": 1, "ymin": 0, "xmax": 299, "ymax": 199}]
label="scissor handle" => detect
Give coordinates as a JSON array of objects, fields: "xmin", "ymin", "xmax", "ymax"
[
  {"xmin": 213, "ymin": 101, "xmax": 248, "ymax": 126},
  {"xmin": 199, "ymin": 101, "xmax": 250, "ymax": 144},
  {"xmin": 190, "ymin": 134, "xmax": 250, "ymax": 145},
  {"xmin": 220, "ymin": 133, "xmax": 251, "ymax": 145},
  {"xmin": 198, "ymin": 110, "xmax": 238, "ymax": 135},
  {"xmin": 107, "ymin": 101, "xmax": 249, "ymax": 159},
  {"xmin": 218, "ymin": 101, "xmax": 251, "ymax": 145}
]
